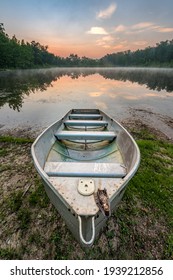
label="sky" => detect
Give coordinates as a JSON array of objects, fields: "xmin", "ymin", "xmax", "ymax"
[{"xmin": 1, "ymin": 0, "xmax": 173, "ymax": 58}]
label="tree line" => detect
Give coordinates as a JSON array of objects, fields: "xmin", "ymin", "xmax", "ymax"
[
  {"xmin": 0, "ymin": 23, "xmax": 173, "ymax": 69},
  {"xmin": 101, "ymin": 40, "xmax": 173, "ymax": 67}
]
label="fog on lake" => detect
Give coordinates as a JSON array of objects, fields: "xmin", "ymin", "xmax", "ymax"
[{"xmin": 0, "ymin": 67, "xmax": 173, "ymax": 131}]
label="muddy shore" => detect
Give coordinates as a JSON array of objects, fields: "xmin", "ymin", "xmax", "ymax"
[
  {"xmin": 0, "ymin": 107, "xmax": 173, "ymax": 259},
  {"xmin": 0, "ymin": 107, "xmax": 173, "ymax": 142}
]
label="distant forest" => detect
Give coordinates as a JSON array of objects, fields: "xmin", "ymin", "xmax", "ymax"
[{"xmin": 1, "ymin": 23, "xmax": 173, "ymax": 69}]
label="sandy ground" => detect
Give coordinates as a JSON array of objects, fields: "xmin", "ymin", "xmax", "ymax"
[{"xmin": 127, "ymin": 107, "xmax": 173, "ymax": 142}]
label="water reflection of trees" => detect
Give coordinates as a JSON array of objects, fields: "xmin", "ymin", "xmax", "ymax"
[
  {"xmin": 0, "ymin": 69, "xmax": 58, "ymax": 111},
  {"xmin": 98, "ymin": 68, "xmax": 173, "ymax": 92},
  {"xmin": 0, "ymin": 68, "xmax": 173, "ymax": 111}
]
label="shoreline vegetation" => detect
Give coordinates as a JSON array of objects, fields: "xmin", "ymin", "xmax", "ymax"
[
  {"xmin": 0, "ymin": 120, "xmax": 173, "ymax": 260},
  {"xmin": 1, "ymin": 23, "xmax": 173, "ymax": 70}
]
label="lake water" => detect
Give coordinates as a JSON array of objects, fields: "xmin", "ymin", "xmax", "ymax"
[{"xmin": 0, "ymin": 67, "xmax": 173, "ymax": 132}]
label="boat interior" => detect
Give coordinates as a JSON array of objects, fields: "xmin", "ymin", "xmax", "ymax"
[
  {"xmin": 44, "ymin": 109, "xmax": 127, "ymax": 179},
  {"xmin": 32, "ymin": 108, "xmax": 139, "ymax": 218}
]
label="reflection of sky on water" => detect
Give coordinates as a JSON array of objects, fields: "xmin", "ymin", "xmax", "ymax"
[{"xmin": 0, "ymin": 68, "xmax": 173, "ymax": 130}]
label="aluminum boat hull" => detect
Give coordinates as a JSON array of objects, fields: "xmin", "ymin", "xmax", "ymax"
[{"xmin": 31, "ymin": 109, "xmax": 140, "ymax": 247}]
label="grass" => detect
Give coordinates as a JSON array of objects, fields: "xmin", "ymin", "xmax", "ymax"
[
  {"xmin": 28, "ymin": 181, "xmax": 50, "ymax": 208},
  {"xmin": 0, "ymin": 129, "xmax": 173, "ymax": 259},
  {"xmin": 6, "ymin": 190, "xmax": 23, "ymax": 212},
  {"xmin": 0, "ymin": 135, "xmax": 33, "ymax": 144},
  {"xmin": 0, "ymin": 248, "xmax": 21, "ymax": 259},
  {"xmin": 17, "ymin": 208, "xmax": 31, "ymax": 230},
  {"xmin": 135, "ymin": 133, "xmax": 173, "ymax": 221},
  {"xmin": 112, "ymin": 129, "xmax": 173, "ymax": 259},
  {"xmin": 0, "ymin": 148, "xmax": 8, "ymax": 156}
]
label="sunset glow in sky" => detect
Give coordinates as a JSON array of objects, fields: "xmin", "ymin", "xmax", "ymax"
[{"xmin": 1, "ymin": 0, "xmax": 173, "ymax": 58}]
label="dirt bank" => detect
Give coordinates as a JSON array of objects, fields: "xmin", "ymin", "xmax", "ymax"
[{"xmin": 127, "ymin": 107, "xmax": 173, "ymax": 142}]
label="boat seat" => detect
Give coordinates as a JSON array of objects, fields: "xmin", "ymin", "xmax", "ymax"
[
  {"xmin": 71, "ymin": 109, "xmax": 100, "ymax": 114},
  {"xmin": 69, "ymin": 114, "xmax": 102, "ymax": 120},
  {"xmin": 55, "ymin": 131, "xmax": 116, "ymax": 141},
  {"xmin": 64, "ymin": 120, "xmax": 108, "ymax": 127},
  {"xmin": 44, "ymin": 162, "xmax": 127, "ymax": 178}
]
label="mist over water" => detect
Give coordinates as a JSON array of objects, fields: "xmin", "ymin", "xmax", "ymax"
[{"xmin": 0, "ymin": 67, "xmax": 173, "ymax": 131}]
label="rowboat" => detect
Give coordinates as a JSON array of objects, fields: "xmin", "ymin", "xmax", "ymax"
[{"xmin": 31, "ymin": 109, "xmax": 140, "ymax": 247}]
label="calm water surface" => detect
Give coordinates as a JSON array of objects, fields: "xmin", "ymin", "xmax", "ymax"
[{"xmin": 0, "ymin": 67, "xmax": 173, "ymax": 131}]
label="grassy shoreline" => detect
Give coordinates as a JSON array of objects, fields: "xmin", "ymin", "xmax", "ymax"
[{"xmin": 0, "ymin": 124, "xmax": 173, "ymax": 259}]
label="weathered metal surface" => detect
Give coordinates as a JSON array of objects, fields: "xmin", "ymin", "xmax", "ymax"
[
  {"xmin": 31, "ymin": 108, "xmax": 140, "ymax": 247},
  {"xmin": 49, "ymin": 140, "xmax": 120, "ymax": 162},
  {"xmin": 64, "ymin": 120, "xmax": 108, "ymax": 127},
  {"xmin": 44, "ymin": 162, "xmax": 126, "ymax": 178},
  {"xmin": 55, "ymin": 130, "xmax": 116, "ymax": 141},
  {"xmin": 48, "ymin": 177, "xmax": 122, "ymax": 216},
  {"xmin": 71, "ymin": 109, "xmax": 100, "ymax": 114},
  {"xmin": 69, "ymin": 113, "xmax": 102, "ymax": 119}
]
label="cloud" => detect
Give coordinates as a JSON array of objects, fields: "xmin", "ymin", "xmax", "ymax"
[
  {"xmin": 96, "ymin": 35, "xmax": 117, "ymax": 48},
  {"xmin": 101, "ymin": 35, "xmax": 115, "ymax": 42},
  {"xmin": 130, "ymin": 22, "xmax": 173, "ymax": 34},
  {"xmin": 133, "ymin": 41, "xmax": 148, "ymax": 46},
  {"xmin": 117, "ymin": 22, "xmax": 155, "ymax": 35},
  {"xmin": 131, "ymin": 22, "xmax": 154, "ymax": 30},
  {"xmin": 114, "ymin": 25, "xmax": 127, "ymax": 32},
  {"xmin": 87, "ymin": 27, "xmax": 108, "ymax": 35},
  {"xmin": 113, "ymin": 44, "xmax": 125, "ymax": 51},
  {"xmin": 114, "ymin": 22, "xmax": 173, "ymax": 35},
  {"xmin": 102, "ymin": 45, "xmax": 112, "ymax": 49},
  {"xmin": 155, "ymin": 27, "xmax": 173, "ymax": 33},
  {"xmin": 97, "ymin": 3, "xmax": 117, "ymax": 19},
  {"xmin": 96, "ymin": 35, "xmax": 127, "ymax": 51}
]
